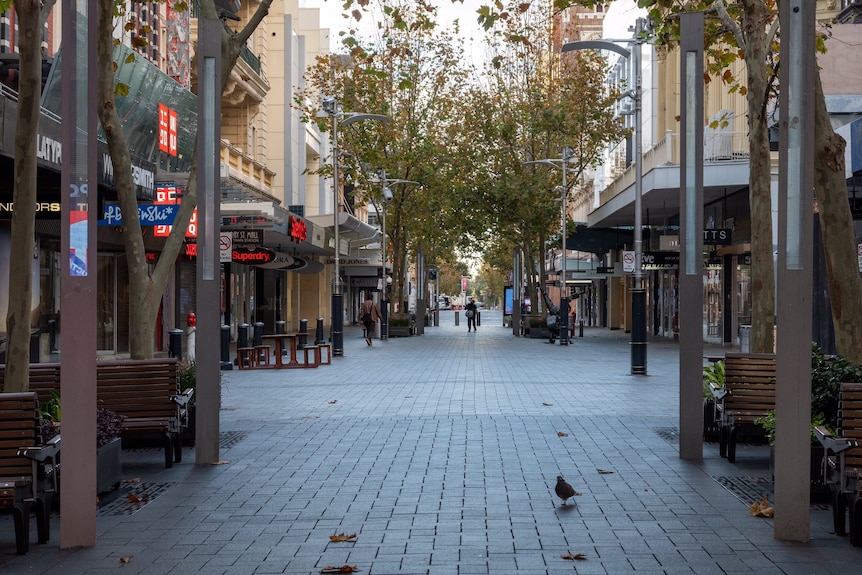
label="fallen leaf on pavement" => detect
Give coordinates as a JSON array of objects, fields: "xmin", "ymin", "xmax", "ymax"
[
  {"xmin": 328, "ymin": 400, "xmax": 337, "ymax": 404},
  {"xmin": 561, "ymin": 553, "xmax": 587, "ymax": 560},
  {"xmin": 543, "ymin": 403, "xmax": 553, "ymax": 406},
  {"xmin": 211, "ymin": 460, "xmax": 230, "ymax": 465},
  {"xmin": 303, "ymin": 415, "xmax": 320, "ymax": 419},
  {"xmin": 127, "ymin": 494, "xmax": 140, "ymax": 503},
  {"xmin": 329, "ymin": 533, "xmax": 357, "ymax": 542},
  {"xmin": 122, "ymin": 478, "xmax": 140, "ymax": 484},
  {"xmin": 597, "ymin": 469, "xmax": 614, "ymax": 474},
  {"xmin": 119, "ymin": 556, "xmax": 132, "ymax": 564},
  {"xmin": 557, "ymin": 431, "xmax": 569, "ymax": 437},
  {"xmin": 750, "ymin": 496, "xmax": 774, "ymax": 518},
  {"xmin": 320, "ymin": 566, "xmax": 359, "ymax": 573}
]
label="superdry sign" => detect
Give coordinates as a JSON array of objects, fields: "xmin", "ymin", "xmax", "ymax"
[{"xmin": 232, "ymin": 246, "xmax": 275, "ymax": 265}]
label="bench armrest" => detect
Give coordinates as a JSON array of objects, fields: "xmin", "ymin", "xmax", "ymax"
[
  {"xmin": 18, "ymin": 435, "xmax": 61, "ymax": 462},
  {"xmin": 711, "ymin": 384, "xmax": 727, "ymax": 401},
  {"xmin": 173, "ymin": 388, "xmax": 194, "ymax": 407},
  {"xmin": 814, "ymin": 425, "xmax": 856, "ymax": 454}
]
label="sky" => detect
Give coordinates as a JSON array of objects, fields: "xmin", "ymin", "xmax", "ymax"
[{"xmin": 300, "ymin": 0, "xmax": 646, "ymax": 65}]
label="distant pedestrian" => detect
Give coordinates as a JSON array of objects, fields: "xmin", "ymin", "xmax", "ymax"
[
  {"xmin": 359, "ymin": 295, "xmax": 382, "ymax": 346},
  {"xmin": 465, "ymin": 297, "xmax": 478, "ymax": 332}
]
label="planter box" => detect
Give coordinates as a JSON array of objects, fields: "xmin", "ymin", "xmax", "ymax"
[
  {"xmin": 703, "ymin": 401, "xmax": 721, "ymax": 442},
  {"xmin": 769, "ymin": 444, "xmax": 830, "ymax": 501},
  {"xmin": 388, "ymin": 326, "xmax": 413, "ymax": 337},
  {"xmin": 528, "ymin": 328, "xmax": 550, "ymax": 339},
  {"xmin": 182, "ymin": 404, "xmax": 196, "ymax": 447},
  {"xmin": 97, "ymin": 437, "xmax": 122, "ymax": 494}
]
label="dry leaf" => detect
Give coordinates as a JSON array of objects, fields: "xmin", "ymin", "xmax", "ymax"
[
  {"xmin": 212, "ymin": 460, "xmax": 230, "ymax": 465},
  {"xmin": 122, "ymin": 478, "xmax": 141, "ymax": 484},
  {"xmin": 320, "ymin": 566, "xmax": 359, "ymax": 573},
  {"xmin": 303, "ymin": 415, "xmax": 320, "ymax": 419},
  {"xmin": 560, "ymin": 553, "xmax": 587, "ymax": 560},
  {"xmin": 127, "ymin": 494, "xmax": 140, "ymax": 503},
  {"xmin": 557, "ymin": 431, "xmax": 569, "ymax": 437},
  {"xmin": 597, "ymin": 469, "xmax": 614, "ymax": 474},
  {"xmin": 329, "ymin": 532, "xmax": 357, "ymax": 542},
  {"xmin": 119, "ymin": 556, "xmax": 132, "ymax": 564},
  {"xmin": 328, "ymin": 400, "xmax": 338, "ymax": 404},
  {"xmin": 749, "ymin": 496, "xmax": 774, "ymax": 518},
  {"xmin": 543, "ymin": 403, "xmax": 553, "ymax": 406}
]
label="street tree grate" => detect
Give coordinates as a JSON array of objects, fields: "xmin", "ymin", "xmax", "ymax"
[
  {"xmin": 98, "ymin": 482, "xmax": 175, "ymax": 516},
  {"xmin": 220, "ymin": 430, "xmax": 247, "ymax": 449},
  {"xmin": 655, "ymin": 427, "xmax": 679, "ymax": 444},
  {"xmin": 714, "ymin": 476, "xmax": 829, "ymax": 511}
]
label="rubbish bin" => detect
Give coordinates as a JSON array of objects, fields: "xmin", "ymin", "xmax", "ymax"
[{"xmin": 739, "ymin": 325, "xmax": 751, "ymax": 353}]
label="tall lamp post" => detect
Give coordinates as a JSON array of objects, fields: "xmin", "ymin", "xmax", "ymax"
[
  {"xmin": 319, "ymin": 98, "xmax": 389, "ymax": 356},
  {"xmin": 524, "ymin": 147, "xmax": 574, "ymax": 346},
  {"xmin": 372, "ymin": 169, "xmax": 420, "ymax": 341},
  {"xmin": 563, "ymin": 17, "xmax": 647, "ymax": 374}
]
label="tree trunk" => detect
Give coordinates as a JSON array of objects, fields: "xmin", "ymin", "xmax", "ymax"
[
  {"xmin": 4, "ymin": 0, "xmax": 42, "ymax": 392},
  {"xmin": 813, "ymin": 70, "xmax": 862, "ymax": 365},
  {"xmin": 742, "ymin": 1, "xmax": 775, "ymax": 354}
]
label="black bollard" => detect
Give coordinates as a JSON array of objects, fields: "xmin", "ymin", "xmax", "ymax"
[
  {"xmin": 221, "ymin": 325, "xmax": 233, "ymax": 370},
  {"xmin": 238, "ymin": 323, "xmax": 250, "ymax": 348},
  {"xmin": 298, "ymin": 319, "xmax": 308, "ymax": 349},
  {"xmin": 579, "ymin": 320, "xmax": 584, "ymax": 338},
  {"xmin": 455, "ymin": 311, "xmax": 459, "ymax": 326},
  {"xmin": 315, "ymin": 317, "xmax": 325, "ymax": 345},
  {"xmin": 169, "ymin": 328, "xmax": 184, "ymax": 360},
  {"xmin": 276, "ymin": 320, "xmax": 286, "ymax": 334},
  {"xmin": 253, "ymin": 321, "xmax": 265, "ymax": 363}
]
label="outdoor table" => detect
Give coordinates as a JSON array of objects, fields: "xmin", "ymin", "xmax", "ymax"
[{"xmin": 262, "ymin": 333, "xmax": 301, "ymax": 368}]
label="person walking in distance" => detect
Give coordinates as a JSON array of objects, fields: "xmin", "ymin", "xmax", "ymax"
[
  {"xmin": 359, "ymin": 294, "xmax": 382, "ymax": 346},
  {"xmin": 465, "ymin": 297, "xmax": 478, "ymax": 332}
]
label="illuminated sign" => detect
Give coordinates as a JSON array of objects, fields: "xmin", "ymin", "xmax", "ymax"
[
  {"xmin": 288, "ymin": 215, "xmax": 307, "ymax": 243},
  {"xmin": 232, "ymin": 246, "xmax": 276, "ymax": 265},
  {"xmin": 158, "ymin": 104, "xmax": 179, "ymax": 157},
  {"xmin": 154, "ymin": 184, "xmax": 196, "ymax": 238},
  {"xmin": 100, "ymin": 203, "xmax": 179, "ymax": 226}
]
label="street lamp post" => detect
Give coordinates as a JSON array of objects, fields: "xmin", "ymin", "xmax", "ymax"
[
  {"xmin": 563, "ymin": 17, "xmax": 647, "ymax": 374},
  {"xmin": 372, "ymin": 169, "xmax": 419, "ymax": 341},
  {"xmin": 523, "ymin": 148, "xmax": 574, "ymax": 346},
  {"xmin": 319, "ymin": 98, "xmax": 389, "ymax": 357}
]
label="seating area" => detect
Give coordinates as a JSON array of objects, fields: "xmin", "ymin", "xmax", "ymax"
[
  {"xmin": 0, "ymin": 392, "xmax": 61, "ymax": 555},
  {"xmin": 711, "ymin": 352, "xmax": 776, "ymax": 463},
  {"xmin": 815, "ymin": 382, "xmax": 862, "ymax": 546},
  {"xmin": 0, "ymin": 359, "xmax": 192, "ymax": 469},
  {"xmin": 237, "ymin": 332, "xmax": 330, "ymax": 369}
]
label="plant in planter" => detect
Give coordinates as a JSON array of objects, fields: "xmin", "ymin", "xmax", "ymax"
[
  {"xmin": 703, "ymin": 360, "xmax": 724, "ymax": 441},
  {"xmin": 178, "ymin": 360, "xmax": 198, "ymax": 445},
  {"xmin": 39, "ymin": 394, "xmax": 125, "ymax": 494}
]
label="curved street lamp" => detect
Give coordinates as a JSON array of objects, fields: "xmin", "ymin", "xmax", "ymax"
[
  {"xmin": 319, "ymin": 98, "xmax": 389, "ymax": 356},
  {"xmin": 372, "ymin": 169, "xmax": 420, "ymax": 340},
  {"xmin": 562, "ymin": 18, "xmax": 647, "ymax": 375},
  {"xmin": 524, "ymin": 147, "xmax": 575, "ymax": 346}
]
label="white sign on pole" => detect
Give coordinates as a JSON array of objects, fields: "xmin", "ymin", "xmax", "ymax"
[
  {"xmin": 219, "ymin": 233, "xmax": 233, "ymax": 263},
  {"xmin": 622, "ymin": 250, "xmax": 636, "ymax": 273}
]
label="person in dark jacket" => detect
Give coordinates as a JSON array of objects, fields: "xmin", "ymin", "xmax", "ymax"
[
  {"xmin": 359, "ymin": 295, "xmax": 382, "ymax": 346},
  {"xmin": 465, "ymin": 297, "xmax": 478, "ymax": 332}
]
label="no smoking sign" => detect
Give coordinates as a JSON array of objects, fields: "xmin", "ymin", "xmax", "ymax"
[{"xmin": 623, "ymin": 250, "xmax": 636, "ymax": 273}]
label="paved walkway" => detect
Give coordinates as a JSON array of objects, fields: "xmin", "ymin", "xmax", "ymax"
[{"xmin": 2, "ymin": 311, "xmax": 861, "ymax": 574}]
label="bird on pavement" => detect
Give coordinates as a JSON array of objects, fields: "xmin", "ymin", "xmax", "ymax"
[{"xmin": 555, "ymin": 476, "xmax": 577, "ymax": 506}]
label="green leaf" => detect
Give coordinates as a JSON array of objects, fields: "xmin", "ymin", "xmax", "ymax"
[{"xmin": 115, "ymin": 83, "xmax": 130, "ymax": 97}]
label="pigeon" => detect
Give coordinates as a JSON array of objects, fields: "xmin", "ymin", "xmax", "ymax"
[{"xmin": 555, "ymin": 475, "xmax": 577, "ymax": 506}]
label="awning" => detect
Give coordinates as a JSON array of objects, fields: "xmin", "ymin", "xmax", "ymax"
[{"xmin": 307, "ymin": 212, "xmax": 382, "ymax": 249}]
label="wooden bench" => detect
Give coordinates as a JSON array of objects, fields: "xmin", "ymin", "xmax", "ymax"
[
  {"xmin": 0, "ymin": 392, "xmax": 60, "ymax": 555},
  {"xmin": 815, "ymin": 382, "xmax": 862, "ymax": 545},
  {"xmin": 96, "ymin": 359, "xmax": 193, "ymax": 468},
  {"xmin": 0, "ymin": 363, "xmax": 62, "ymax": 405},
  {"xmin": 711, "ymin": 352, "xmax": 776, "ymax": 463}
]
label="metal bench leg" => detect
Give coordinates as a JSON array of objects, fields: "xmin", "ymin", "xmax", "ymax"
[
  {"xmin": 173, "ymin": 432, "xmax": 183, "ymax": 463},
  {"xmin": 727, "ymin": 427, "xmax": 738, "ymax": 463},
  {"xmin": 719, "ymin": 426, "xmax": 729, "ymax": 458},
  {"xmin": 850, "ymin": 498, "xmax": 862, "ymax": 546},
  {"xmin": 35, "ymin": 496, "xmax": 51, "ymax": 544},
  {"xmin": 164, "ymin": 433, "xmax": 174, "ymax": 468},
  {"xmin": 832, "ymin": 488, "xmax": 847, "ymax": 536},
  {"xmin": 13, "ymin": 500, "xmax": 31, "ymax": 555}
]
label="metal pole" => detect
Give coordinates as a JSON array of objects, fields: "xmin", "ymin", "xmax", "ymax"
[
  {"xmin": 560, "ymin": 148, "xmax": 569, "ymax": 345},
  {"xmin": 331, "ymin": 109, "xmax": 344, "ymax": 356},
  {"xmin": 381, "ymin": 191, "xmax": 388, "ymax": 340},
  {"xmin": 630, "ymin": 18, "xmax": 647, "ymax": 375}
]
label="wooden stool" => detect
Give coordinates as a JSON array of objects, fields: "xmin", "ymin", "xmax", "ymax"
[
  {"xmin": 316, "ymin": 343, "xmax": 332, "ymax": 365},
  {"xmin": 301, "ymin": 346, "xmax": 319, "ymax": 368},
  {"xmin": 254, "ymin": 345, "xmax": 271, "ymax": 367},
  {"xmin": 237, "ymin": 347, "xmax": 256, "ymax": 369}
]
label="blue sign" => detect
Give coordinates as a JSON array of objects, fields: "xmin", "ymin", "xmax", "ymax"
[{"xmin": 100, "ymin": 203, "xmax": 179, "ymax": 226}]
